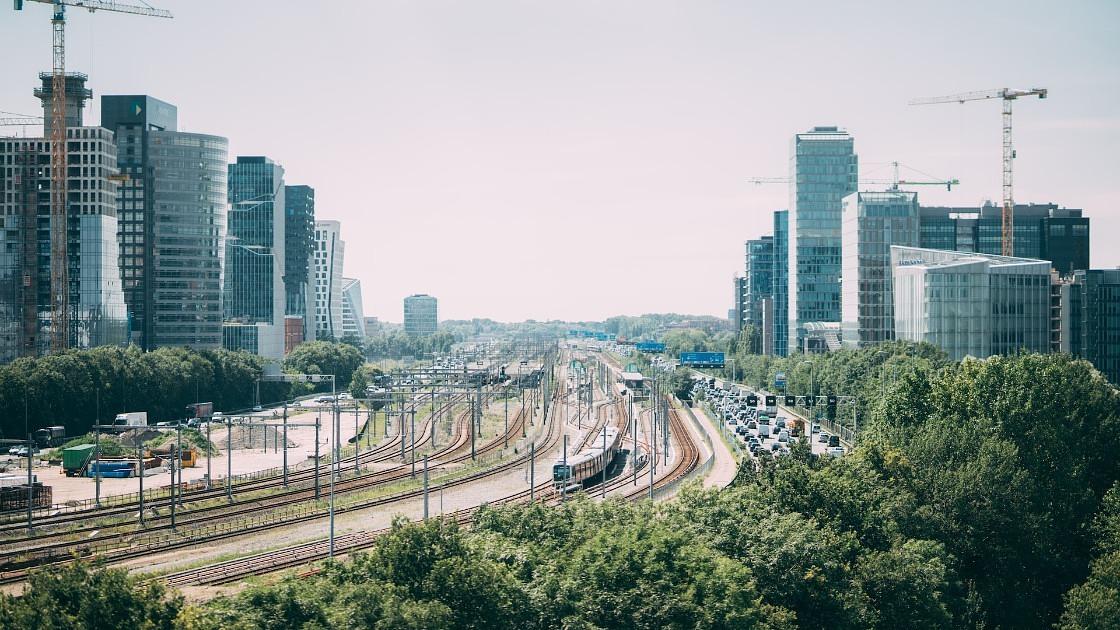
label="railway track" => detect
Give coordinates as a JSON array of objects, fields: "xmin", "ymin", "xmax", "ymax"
[
  {"xmin": 0, "ymin": 396, "xmax": 465, "ymax": 536},
  {"xmin": 0, "ymin": 396, "xmax": 526, "ymax": 584},
  {"xmin": 161, "ymin": 386, "xmax": 563, "ymax": 588},
  {"xmin": 163, "ymin": 360, "xmax": 706, "ymax": 589}
]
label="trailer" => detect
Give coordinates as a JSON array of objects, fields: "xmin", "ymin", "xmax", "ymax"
[
  {"xmin": 109, "ymin": 411, "xmax": 148, "ymax": 432},
  {"xmin": 33, "ymin": 426, "xmax": 66, "ymax": 448},
  {"xmin": 62, "ymin": 444, "xmax": 97, "ymax": 477}
]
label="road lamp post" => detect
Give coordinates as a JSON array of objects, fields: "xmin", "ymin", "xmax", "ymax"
[{"xmin": 798, "ymin": 359, "xmax": 815, "ymax": 434}]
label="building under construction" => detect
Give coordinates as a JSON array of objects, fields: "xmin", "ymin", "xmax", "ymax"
[{"xmin": 0, "ymin": 72, "xmax": 128, "ymax": 362}]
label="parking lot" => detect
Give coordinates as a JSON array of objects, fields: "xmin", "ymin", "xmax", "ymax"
[{"xmin": 691, "ymin": 378, "xmax": 846, "ymax": 461}]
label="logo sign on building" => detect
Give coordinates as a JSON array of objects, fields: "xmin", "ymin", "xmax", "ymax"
[
  {"xmin": 774, "ymin": 371, "xmax": 787, "ymax": 389},
  {"xmin": 679, "ymin": 352, "xmax": 725, "ymax": 367},
  {"xmin": 635, "ymin": 341, "xmax": 666, "ymax": 353}
]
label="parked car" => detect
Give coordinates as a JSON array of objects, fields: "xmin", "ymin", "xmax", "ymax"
[
  {"xmin": 252, "ymin": 405, "xmax": 263, "ymax": 412},
  {"xmin": 7, "ymin": 445, "xmax": 21, "ymax": 456},
  {"xmin": 15, "ymin": 446, "xmax": 40, "ymax": 457}
]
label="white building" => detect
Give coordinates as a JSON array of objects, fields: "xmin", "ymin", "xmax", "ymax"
[
  {"xmin": 340, "ymin": 277, "xmax": 366, "ymax": 340},
  {"xmin": 314, "ymin": 220, "xmax": 345, "ymax": 339},
  {"xmin": 891, "ymin": 246, "xmax": 1050, "ymax": 361}
]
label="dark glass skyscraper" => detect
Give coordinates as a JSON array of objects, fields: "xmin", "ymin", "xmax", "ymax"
[
  {"xmin": 742, "ymin": 236, "xmax": 774, "ymax": 351},
  {"xmin": 284, "ymin": 184, "xmax": 315, "ymax": 344},
  {"xmin": 101, "ymin": 95, "xmax": 228, "ymax": 350},
  {"xmin": 788, "ymin": 127, "xmax": 857, "ymax": 353},
  {"xmin": 918, "ymin": 202, "xmax": 1088, "ymax": 275},
  {"xmin": 772, "ymin": 209, "xmax": 789, "ymax": 357},
  {"xmin": 223, "ymin": 156, "xmax": 286, "ymax": 359}
]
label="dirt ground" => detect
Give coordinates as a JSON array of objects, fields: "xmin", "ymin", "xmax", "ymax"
[{"xmin": 16, "ymin": 407, "xmax": 369, "ymax": 505}]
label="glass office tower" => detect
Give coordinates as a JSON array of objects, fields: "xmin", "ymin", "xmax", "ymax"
[
  {"xmin": 223, "ymin": 156, "xmax": 286, "ymax": 359},
  {"xmin": 284, "ymin": 184, "xmax": 316, "ymax": 344},
  {"xmin": 404, "ymin": 294, "xmax": 438, "ymax": 336},
  {"xmin": 841, "ymin": 191, "xmax": 919, "ymax": 347},
  {"xmin": 788, "ymin": 127, "xmax": 857, "ymax": 353},
  {"xmin": 772, "ymin": 210, "xmax": 789, "ymax": 356},
  {"xmin": 102, "ymin": 95, "xmax": 228, "ymax": 350}
]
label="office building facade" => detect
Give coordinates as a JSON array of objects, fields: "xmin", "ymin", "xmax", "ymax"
[
  {"xmin": 404, "ymin": 294, "xmax": 438, "ymax": 336},
  {"xmin": 101, "ymin": 95, "xmax": 228, "ymax": 350},
  {"xmin": 284, "ymin": 184, "xmax": 316, "ymax": 345},
  {"xmin": 744, "ymin": 237, "xmax": 774, "ymax": 331},
  {"xmin": 340, "ymin": 277, "xmax": 366, "ymax": 340},
  {"xmin": 841, "ymin": 191, "xmax": 919, "ymax": 348},
  {"xmin": 222, "ymin": 156, "xmax": 286, "ymax": 360},
  {"xmin": 892, "ymin": 246, "xmax": 1050, "ymax": 361},
  {"xmin": 919, "ymin": 202, "xmax": 1088, "ymax": 275},
  {"xmin": 1053, "ymin": 269, "xmax": 1120, "ymax": 385},
  {"xmin": 772, "ymin": 210, "xmax": 789, "ymax": 356},
  {"xmin": 732, "ymin": 275, "xmax": 747, "ymax": 332},
  {"xmin": 788, "ymin": 127, "xmax": 857, "ymax": 353},
  {"xmin": 0, "ymin": 73, "xmax": 128, "ymax": 361},
  {"xmin": 314, "ymin": 220, "xmax": 345, "ymax": 339}
]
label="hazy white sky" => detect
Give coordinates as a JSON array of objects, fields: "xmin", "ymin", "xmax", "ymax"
[{"xmin": 2, "ymin": 1, "xmax": 1117, "ymax": 322}]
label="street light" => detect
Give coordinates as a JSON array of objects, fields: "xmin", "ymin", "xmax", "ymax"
[{"xmin": 798, "ymin": 359, "xmax": 815, "ymax": 435}]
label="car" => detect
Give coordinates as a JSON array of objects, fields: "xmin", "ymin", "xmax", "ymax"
[
  {"xmin": 777, "ymin": 430, "xmax": 789, "ymax": 443},
  {"xmin": 338, "ymin": 392, "xmax": 352, "ymax": 400},
  {"xmin": 252, "ymin": 405, "xmax": 263, "ymax": 412},
  {"xmin": 7, "ymin": 445, "xmax": 21, "ymax": 456},
  {"xmin": 827, "ymin": 446, "xmax": 845, "ymax": 458},
  {"xmin": 15, "ymin": 446, "xmax": 40, "ymax": 457},
  {"xmin": 772, "ymin": 425, "xmax": 782, "ymax": 436},
  {"xmin": 828, "ymin": 435, "xmax": 841, "ymax": 448},
  {"xmin": 736, "ymin": 425, "xmax": 748, "ymax": 436},
  {"xmin": 818, "ymin": 431, "xmax": 830, "ymax": 444},
  {"xmin": 811, "ymin": 423, "xmax": 821, "ymax": 434},
  {"xmin": 770, "ymin": 442, "xmax": 781, "ymax": 452},
  {"xmin": 155, "ymin": 421, "xmax": 175, "ymax": 427},
  {"xmin": 775, "ymin": 418, "xmax": 786, "ymax": 428},
  {"xmin": 747, "ymin": 420, "xmax": 758, "ymax": 430},
  {"xmin": 186, "ymin": 418, "xmax": 202, "ymax": 428}
]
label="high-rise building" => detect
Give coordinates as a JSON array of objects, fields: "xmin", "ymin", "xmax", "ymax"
[
  {"xmin": 100, "ymin": 95, "xmax": 228, "ymax": 351},
  {"xmin": 772, "ymin": 210, "xmax": 789, "ymax": 356},
  {"xmin": 284, "ymin": 185, "xmax": 316, "ymax": 345},
  {"xmin": 744, "ymin": 236, "xmax": 774, "ymax": 331},
  {"xmin": 841, "ymin": 191, "xmax": 920, "ymax": 348},
  {"xmin": 1053, "ymin": 269, "xmax": 1120, "ymax": 385},
  {"xmin": 891, "ymin": 246, "xmax": 1050, "ymax": 361},
  {"xmin": 222, "ymin": 156, "xmax": 286, "ymax": 360},
  {"xmin": 732, "ymin": 275, "xmax": 746, "ymax": 332},
  {"xmin": 919, "ymin": 202, "xmax": 1088, "ymax": 275},
  {"xmin": 404, "ymin": 294, "xmax": 438, "ymax": 336},
  {"xmin": 340, "ymin": 277, "xmax": 366, "ymax": 340},
  {"xmin": 788, "ymin": 127, "xmax": 858, "ymax": 352},
  {"xmin": 363, "ymin": 316, "xmax": 381, "ymax": 335},
  {"xmin": 313, "ymin": 220, "xmax": 345, "ymax": 339},
  {"xmin": 0, "ymin": 72, "xmax": 128, "ymax": 361}
]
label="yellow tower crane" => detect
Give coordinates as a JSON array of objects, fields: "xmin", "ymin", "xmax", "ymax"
[
  {"xmin": 909, "ymin": 87, "xmax": 1047, "ymax": 257},
  {"xmin": 13, "ymin": 0, "xmax": 172, "ymax": 353}
]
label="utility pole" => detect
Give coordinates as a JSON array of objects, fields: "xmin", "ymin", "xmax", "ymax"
[
  {"xmin": 423, "ymin": 455, "xmax": 429, "ymax": 521},
  {"xmin": 282, "ymin": 403, "xmax": 289, "ymax": 487},
  {"xmin": 226, "ymin": 417, "xmax": 233, "ymax": 502},
  {"xmin": 529, "ymin": 441, "xmax": 536, "ymax": 502}
]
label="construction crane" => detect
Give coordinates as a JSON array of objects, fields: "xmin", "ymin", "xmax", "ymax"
[
  {"xmin": 13, "ymin": 0, "xmax": 172, "ymax": 353},
  {"xmin": 909, "ymin": 87, "xmax": 1047, "ymax": 256},
  {"xmin": 748, "ymin": 162, "xmax": 959, "ymax": 191}
]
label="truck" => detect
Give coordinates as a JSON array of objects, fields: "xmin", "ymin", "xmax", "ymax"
[
  {"xmin": 110, "ymin": 411, "xmax": 148, "ymax": 432},
  {"xmin": 62, "ymin": 444, "xmax": 97, "ymax": 477},
  {"xmin": 33, "ymin": 425, "xmax": 66, "ymax": 448}
]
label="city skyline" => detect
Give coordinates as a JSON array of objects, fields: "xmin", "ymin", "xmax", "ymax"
[{"xmin": 2, "ymin": 1, "xmax": 1117, "ymax": 322}]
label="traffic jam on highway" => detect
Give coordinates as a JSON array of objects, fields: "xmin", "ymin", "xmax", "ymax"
[{"xmin": 691, "ymin": 378, "xmax": 846, "ymax": 460}]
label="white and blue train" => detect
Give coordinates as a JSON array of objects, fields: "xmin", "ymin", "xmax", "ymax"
[{"xmin": 552, "ymin": 426, "xmax": 621, "ymax": 492}]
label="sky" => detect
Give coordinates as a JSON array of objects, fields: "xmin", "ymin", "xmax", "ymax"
[{"xmin": 2, "ymin": 1, "xmax": 1117, "ymax": 323}]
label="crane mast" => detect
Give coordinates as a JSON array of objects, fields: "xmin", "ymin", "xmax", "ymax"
[{"xmin": 910, "ymin": 87, "xmax": 1047, "ymax": 257}]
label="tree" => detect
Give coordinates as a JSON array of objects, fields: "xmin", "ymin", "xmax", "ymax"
[
  {"xmin": 348, "ymin": 369, "xmax": 368, "ymax": 400},
  {"xmin": 284, "ymin": 341, "xmax": 364, "ymax": 390},
  {"xmin": 0, "ymin": 562, "xmax": 182, "ymax": 629},
  {"xmin": 668, "ymin": 367, "xmax": 694, "ymax": 401}
]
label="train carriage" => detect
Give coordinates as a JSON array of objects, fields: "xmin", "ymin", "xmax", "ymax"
[{"xmin": 552, "ymin": 426, "xmax": 621, "ymax": 491}]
